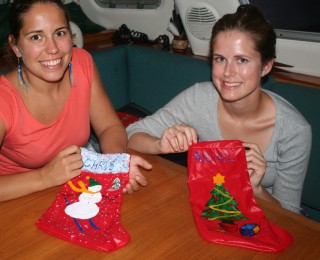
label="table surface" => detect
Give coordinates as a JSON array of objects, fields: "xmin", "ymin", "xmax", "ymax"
[{"xmin": 1, "ymin": 152, "xmax": 320, "ymax": 260}]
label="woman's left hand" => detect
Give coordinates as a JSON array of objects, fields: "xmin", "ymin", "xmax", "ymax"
[
  {"xmin": 123, "ymin": 155, "xmax": 152, "ymax": 194},
  {"xmin": 243, "ymin": 142, "xmax": 267, "ymax": 192}
]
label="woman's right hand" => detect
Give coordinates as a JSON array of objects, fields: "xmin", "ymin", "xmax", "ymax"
[
  {"xmin": 40, "ymin": 145, "xmax": 83, "ymax": 189},
  {"xmin": 159, "ymin": 124, "xmax": 198, "ymax": 154}
]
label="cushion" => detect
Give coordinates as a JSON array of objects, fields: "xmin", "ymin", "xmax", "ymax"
[
  {"xmin": 267, "ymin": 81, "xmax": 320, "ymax": 212},
  {"xmin": 0, "ymin": 3, "xmax": 10, "ymax": 47}
]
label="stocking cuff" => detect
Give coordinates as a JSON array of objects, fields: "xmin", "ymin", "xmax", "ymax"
[{"xmin": 81, "ymin": 147, "xmax": 130, "ymax": 174}]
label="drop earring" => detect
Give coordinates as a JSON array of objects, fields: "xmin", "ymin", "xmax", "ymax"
[
  {"xmin": 17, "ymin": 57, "xmax": 29, "ymax": 92},
  {"xmin": 69, "ymin": 62, "xmax": 75, "ymax": 85}
]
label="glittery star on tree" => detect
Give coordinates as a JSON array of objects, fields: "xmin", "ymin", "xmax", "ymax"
[{"xmin": 213, "ymin": 173, "xmax": 225, "ymax": 185}]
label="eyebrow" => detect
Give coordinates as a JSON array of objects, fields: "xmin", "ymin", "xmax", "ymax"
[
  {"xmin": 24, "ymin": 26, "xmax": 69, "ymax": 36},
  {"xmin": 55, "ymin": 26, "xmax": 69, "ymax": 31},
  {"xmin": 234, "ymin": 55, "xmax": 251, "ymax": 59},
  {"xmin": 213, "ymin": 54, "xmax": 251, "ymax": 59},
  {"xmin": 24, "ymin": 30, "xmax": 42, "ymax": 36}
]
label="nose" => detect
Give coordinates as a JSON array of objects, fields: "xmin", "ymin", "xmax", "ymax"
[
  {"xmin": 223, "ymin": 62, "xmax": 236, "ymax": 77},
  {"xmin": 45, "ymin": 37, "xmax": 59, "ymax": 54}
]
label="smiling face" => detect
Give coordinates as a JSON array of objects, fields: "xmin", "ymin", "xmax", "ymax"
[
  {"xmin": 212, "ymin": 30, "xmax": 272, "ymax": 103},
  {"xmin": 10, "ymin": 2, "xmax": 72, "ymax": 85}
]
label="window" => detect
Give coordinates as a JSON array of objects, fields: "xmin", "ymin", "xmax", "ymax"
[
  {"xmin": 240, "ymin": 0, "xmax": 320, "ymax": 43},
  {"xmin": 95, "ymin": 0, "xmax": 162, "ymax": 9}
]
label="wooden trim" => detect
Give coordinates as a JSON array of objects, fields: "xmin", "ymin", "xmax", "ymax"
[
  {"xmin": 271, "ymin": 71, "xmax": 320, "ymax": 88},
  {"xmin": 185, "ymin": 51, "xmax": 320, "ymax": 88},
  {"xmin": 167, "ymin": 47, "xmax": 320, "ymax": 88},
  {"xmin": 2, "ymin": 29, "xmax": 320, "ymax": 89},
  {"xmin": 82, "ymin": 29, "xmax": 115, "ymax": 52}
]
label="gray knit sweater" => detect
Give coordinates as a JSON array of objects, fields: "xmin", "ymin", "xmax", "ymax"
[{"xmin": 127, "ymin": 82, "xmax": 312, "ymax": 214}]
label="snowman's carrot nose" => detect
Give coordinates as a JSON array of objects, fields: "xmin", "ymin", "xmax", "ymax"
[{"xmin": 67, "ymin": 180, "xmax": 96, "ymax": 194}]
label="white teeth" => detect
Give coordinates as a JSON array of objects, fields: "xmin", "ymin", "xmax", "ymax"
[
  {"xmin": 41, "ymin": 59, "xmax": 61, "ymax": 66},
  {"xmin": 224, "ymin": 82, "xmax": 240, "ymax": 87}
]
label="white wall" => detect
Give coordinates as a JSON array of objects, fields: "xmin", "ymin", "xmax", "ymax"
[
  {"xmin": 78, "ymin": 0, "xmax": 320, "ymax": 78},
  {"xmin": 78, "ymin": 0, "xmax": 174, "ymax": 41},
  {"xmin": 276, "ymin": 39, "xmax": 320, "ymax": 77}
]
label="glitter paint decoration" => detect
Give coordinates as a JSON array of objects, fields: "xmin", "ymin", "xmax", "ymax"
[{"xmin": 36, "ymin": 148, "xmax": 131, "ymax": 252}]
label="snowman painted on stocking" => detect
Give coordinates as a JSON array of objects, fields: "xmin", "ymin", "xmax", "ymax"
[
  {"xmin": 36, "ymin": 148, "xmax": 131, "ymax": 252},
  {"xmin": 64, "ymin": 176, "xmax": 103, "ymax": 232}
]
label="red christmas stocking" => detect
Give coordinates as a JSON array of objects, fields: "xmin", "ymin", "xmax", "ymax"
[
  {"xmin": 187, "ymin": 140, "xmax": 293, "ymax": 252},
  {"xmin": 36, "ymin": 148, "xmax": 130, "ymax": 252}
]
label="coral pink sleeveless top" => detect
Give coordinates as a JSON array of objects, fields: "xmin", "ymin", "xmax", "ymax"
[{"xmin": 0, "ymin": 48, "xmax": 93, "ymax": 174}]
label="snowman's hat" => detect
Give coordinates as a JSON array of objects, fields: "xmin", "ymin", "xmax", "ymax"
[{"xmin": 86, "ymin": 176, "xmax": 102, "ymax": 192}]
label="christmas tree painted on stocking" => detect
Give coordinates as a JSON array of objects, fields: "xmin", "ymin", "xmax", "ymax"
[
  {"xmin": 188, "ymin": 140, "xmax": 293, "ymax": 252},
  {"xmin": 202, "ymin": 173, "xmax": 248, "ymax": 233}
]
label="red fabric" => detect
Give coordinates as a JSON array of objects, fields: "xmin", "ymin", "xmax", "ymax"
[
  {"xmin": 36, "ymin": 168, "xmax": 130, "ymax": 252},
  {"xmin": 187, "ymin": 140, "xmax": 292, "ymax": 252},
  {"xmin": 117, "ymin": 112, "xmax": 139, "ymax": 127}
]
